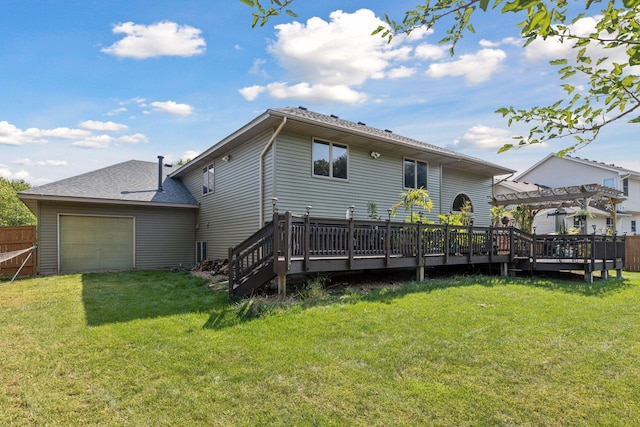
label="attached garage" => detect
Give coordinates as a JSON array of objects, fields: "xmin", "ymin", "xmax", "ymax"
[{"xmin": 59, "ymin": 215, "xmax": 134, "ymax": 273}]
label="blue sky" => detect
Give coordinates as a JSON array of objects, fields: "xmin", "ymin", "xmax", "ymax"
[{"xmin": 1, "ymin": 0, "xmax": 638, "ymax": 185}]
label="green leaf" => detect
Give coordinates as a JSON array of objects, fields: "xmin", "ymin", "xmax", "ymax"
[
  {"xmin": 549, "ymin": 59, "xmax": 568, "ymax": 66},
  {"xmin": 498, "ymin": 143, "xmax": 514, "ymax": 153},
  {"xmin": 240, "ymin": 0, "xmax": 255, "ymax": 6},
  {"xmin": 629, "ymin": 116, "xmax": 640, "ymax": 123},
  {"xmin": 479, "ymin": 0, "xmax": 490, "ymax": 11}
]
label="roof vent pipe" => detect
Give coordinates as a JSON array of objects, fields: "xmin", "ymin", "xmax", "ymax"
[{"xmin": 157, "ymin": 155, "xmax": 164, "ymax": 192}]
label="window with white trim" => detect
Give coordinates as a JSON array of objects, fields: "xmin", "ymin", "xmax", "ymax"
[
  {"xmin": 606, "ymin": 217, "xmax": 614, "ymax": 228},
  {"xmin": 632, "ymin": 220, "xmax": 636, "ymax": 233},
  {"xmin": 603, "ymin": 178, "xmax": 615, "ymax": 189},
  {"xmin": 404, "ymin": 158, "xmax": 427, "ymax": 189},
  {"xmin": 312, "ymin": 139, "xmax": 348, "ymax": 180},
  {"xmin": 202, "ymin": 163, "xmax": 214, "ymax": 194}
]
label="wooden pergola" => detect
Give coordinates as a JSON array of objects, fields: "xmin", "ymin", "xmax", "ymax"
[{"xmin": 491, "ymin": 183, "xmax": 626, "ymax": 232}]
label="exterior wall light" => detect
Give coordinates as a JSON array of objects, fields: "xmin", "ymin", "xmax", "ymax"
[{"xmin": 370, "ymin": 151, "xmax": 381, "ymax": 159}]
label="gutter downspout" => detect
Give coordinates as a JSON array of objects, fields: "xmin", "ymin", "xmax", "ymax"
[{"xmin": 258, "ymin": 117, "xmax": 287, "ymax": 227}]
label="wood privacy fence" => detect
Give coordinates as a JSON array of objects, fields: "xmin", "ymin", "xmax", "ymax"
[
  {"xmin": 625, "ymin": 235, "xmax": 640, "ymax": 272},
  {"xmin": 0, "ymin": 226, "xmax": 37, "ymax": 277}
]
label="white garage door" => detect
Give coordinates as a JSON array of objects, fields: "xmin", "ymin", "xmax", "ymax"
[{"xmin": 59, "ymin": 215, "xmax": 134, "ymax": 272}]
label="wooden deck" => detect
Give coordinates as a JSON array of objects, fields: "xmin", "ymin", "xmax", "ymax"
[{"xmin": 228, "ymin": 212, "xmax": 626, "ymax": 297}]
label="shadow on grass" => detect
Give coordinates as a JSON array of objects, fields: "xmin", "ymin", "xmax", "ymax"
[
  {"xmin": 81, "ymin": 270, "xmax": 225, "ymax": 326},
  {"xmin": 203, "ymin": 269, "xmax": 635, "ymax": 330}
]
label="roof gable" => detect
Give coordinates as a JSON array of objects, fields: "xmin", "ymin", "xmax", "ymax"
[
  {"xmin": 19, "ymin": 160, "xmax": 198, "ymax": 207},
  {"xmin": 517, "ymin": 154, "xmax": 640, "ymax": 181}
]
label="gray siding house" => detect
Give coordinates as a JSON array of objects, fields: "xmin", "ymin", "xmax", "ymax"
[
  {"xmin": 174, "ymin": 107, "xmax": 513, "ymax": 261},
  {"xmin": 20, "ymin": 107, "xmax": 514, "ymax": 274}
]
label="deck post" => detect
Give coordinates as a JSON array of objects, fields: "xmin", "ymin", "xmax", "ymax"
[
  {"xmin": 277, "ymin": 274, "xmax": 287, "ymax": 298},
  {"xmin": 617, "ymin": 268, "xmax": 623, "ymax": 279},
  {"xmin": 585, "ymin": 270, "xmax": 594, "ymax": 284},
  {"xmin": 601, "ymin": 269, "xmax": 609, "ymax": 279},
  {"xmin": 385, "ymin": 219, "xmax": 391, "ymax": 267},
  {"xmin": 348, "ymin": 213, "xmax": 354, "ymax": 269},
  {"xmin": 444, "ymin": 224, "xmax": 450, "ymax": 265},
  {"xmin": 416, "ymin": 265, "xmax": 425, "ymax": 281},
  {"xmin": 304, "ymin": 212, "xmax": 310, "ymax": 271},
  {"xmin": 416, "ymin": 221, "xmax": 423, "ymax": 266},
  {"xmin": 500, "ymin": 262, "xmax": 508, "ymax": 277}
]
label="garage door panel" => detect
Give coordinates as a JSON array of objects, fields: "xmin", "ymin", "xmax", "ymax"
[{"xmin": 60, "ymin": 215, "xmax": 134, "ymax": 272}]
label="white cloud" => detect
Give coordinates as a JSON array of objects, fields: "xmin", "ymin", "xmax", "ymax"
[
  {"xmin": 72, "ymin": 135, "xmax": 113, "ymax": 149},
  {"xmin": 387, "ymin": 66, "xmax": 416, "ymax": 79},
  {"xmin": 0, "ymin": 121, "xmax": 92, "ymax": 145},
  {"xmin": 270, "ymin": 10, "xmax": 395, "ymax": 87},
  {"xmin": 117, "ymin": 133, "xmax": 148, "ymax": 144},
  {"xmin": 0, "ymin": 165, "xmax": 34, "ymax": 181},
  {"xmin": 182, "ymin": 150, "xmax": 199, "ymax": 160},
  {"xmin": 150, "ymin": 101, "xmax": 194, "ymax": 116},
  {"xmin": 480, "ymin": 37, "xmax": 521, "ymax": 48},
  {"xmin": 13, "ymin": 158, "xmax": 68, "ymax": 167},
  {"xmin": 79, "ymin": 120, "xmax": 128, "ymax": 132},
  {"xmin": 264, "ymin": 82, "xmax": 367, "ymax": 103},
  {"xmin": 106, "ymin": 107, "xmax": 127, "ymax": 116},
  {"xmin": 448, "ymin": 125, "xmax": 515, "ymax": 151},
  {"xmin": 426, "ymin": 49, "xmax": 507, "ymax": 84},
  {"xmin": 249, "ymin": 58, "xmax": 268, "ymax": 77},
  {"xmin": 0, "ymin": 121, "xmax": 36, "ymax": 145},
  {"xmin": 523, "ymin": 15, "xmax": 637, "ymax": 72},
  {"xmin": 414, "ymin": 43, "xmax": 447, "ymax": 60},
  {"xmin": 38, "ymin": 127, "xmax": 92, "ymax": 140},
  {"xmin": 102, "ymin": 21, "xmax": 206, "ymax": 59},
  {"xmin": 244, "ymin": 9, "xmax": 425, "ymax": 103},
  {"xmin": 239, "ymin": 85, "xmax": 266, "ymax": 101}
]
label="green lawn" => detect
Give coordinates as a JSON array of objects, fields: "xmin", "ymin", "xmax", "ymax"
[{"xmin": 1, "ymin": 270, "xmax": 639, "ymax": 426}]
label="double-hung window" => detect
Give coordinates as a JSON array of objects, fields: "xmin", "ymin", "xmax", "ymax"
[
  {"xmin": 202, "ymin": 163, "xmax": 214, "ymax": 194},
  {"xmin": 312, "ymin": 139, "xmax": 348, "ymax": 180},
  {"xmin": 404, "ymin": 158, "xmax": 427, "ymax": 189}
]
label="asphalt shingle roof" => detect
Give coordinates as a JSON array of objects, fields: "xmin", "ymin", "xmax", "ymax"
[{"xmin": 20, "ymin": 160, "xmax": 198, "ymax": 206}]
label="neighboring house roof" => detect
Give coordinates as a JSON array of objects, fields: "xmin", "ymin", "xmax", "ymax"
[
  {"xmin": 495, "ymin": 179, "xmax": 543, "ymax": 193},
  {"xmin": 172, "ymin": 106, "xmax": 515, "ymax": 178},
  {"xmin": 19, "ymin": 160, "xmax": 198, "ymax": 208},
  {"xmin": 516, "ymin": 154, "xmax": 640, "ymax": 180}
]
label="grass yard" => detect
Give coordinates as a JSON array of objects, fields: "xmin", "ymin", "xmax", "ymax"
[{"xmin": 1, "ymin": 270, "xmax": 639, "ymax": 426}]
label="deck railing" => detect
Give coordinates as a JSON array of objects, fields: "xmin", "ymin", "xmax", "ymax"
[{"xmin": 229, "ymin": 212, "xmax": 626, "ymax": 296}]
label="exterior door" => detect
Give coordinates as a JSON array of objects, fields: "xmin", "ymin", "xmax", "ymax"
[{"xmin": 59, "ymin": 215, "xmax": 134, "ymax": 272}]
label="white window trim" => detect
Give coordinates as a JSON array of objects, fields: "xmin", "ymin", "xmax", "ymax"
[
  {"xmin": 311, "ymin": 138, "xmax": 349, "ymax": 181},
  {"xmin": 203, "ymin": 163, "xmax": 214, "ymax": 195},
  {"xmin": 403, "ymin": 158, "xmax": 428, "ymax": 189}
]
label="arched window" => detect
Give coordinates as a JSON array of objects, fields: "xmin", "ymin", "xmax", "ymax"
[{"xmin": 452, "ymin": 194, "xmax": 473, "ymax": 212}]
